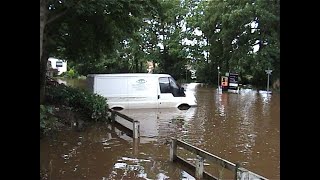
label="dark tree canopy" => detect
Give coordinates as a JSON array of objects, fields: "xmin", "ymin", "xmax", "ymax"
[{"xmin": 40, "ymin": 0, "xmax": 280, "ymax": 99}]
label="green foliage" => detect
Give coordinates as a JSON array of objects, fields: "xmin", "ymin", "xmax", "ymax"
[
  {"xmin": 40, "ymin": 105, "xmax": 59, "ymax": 135},
  {"xmin": 197, "ymin": 0, "xmax": 280, "ymax": 86},
  {"xmin": 42, "ymin": 0, "xmax": 279, "ymax": 88},
  {"xmin": 148, "ymin": 0, "xmax": 189, "ymax": 80},
  {"xmin": 67, "ymin": 68, "xmax": 76, "ymax": 78},
  {"xmin": 196, "ymin": 62, "xmax": 215, "ymax": 85},
  {"xmin": 46, "ymin": 84, "xmax": 108, "ymax": 121},
  {"xmin": 60, "ymin": 68, "xmax": 79, "ymax": 79},
  {"xmin": 44, "ymin": 0, "xmax": 159, "ymax": 76}
]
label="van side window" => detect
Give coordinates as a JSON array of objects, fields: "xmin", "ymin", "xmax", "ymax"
[
  {"xmin": 169, "ymin": 77, "xmax": 183, "ymax": 97},
  {"xmin": 169, "ymin": 77, "xmax": 178, "ymax": 89},
  {"xmin": 159, "ymin": 77, "xmax": 171, "ymax": 93},
  {"xmin": 159, "ymin": 77, "xmax": 185, "ymax": 97}
]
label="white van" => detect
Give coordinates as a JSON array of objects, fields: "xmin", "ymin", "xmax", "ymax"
[{"xmin": 87, "ymin": 73, "xmax": 197, "ymax": 110}]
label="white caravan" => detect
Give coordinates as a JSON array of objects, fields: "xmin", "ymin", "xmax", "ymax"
[{"xmin": 87, "ymin": 73, "xmax": 197, "ymax": 110}]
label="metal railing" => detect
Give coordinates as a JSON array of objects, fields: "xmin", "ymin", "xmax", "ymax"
[
  {"xmin": 170, "ymin": 138, "xmax": 268, "ymax": 180},
  {"xmin": 108, "ymin": 109, "xmax": 140, "ymax": 139}
]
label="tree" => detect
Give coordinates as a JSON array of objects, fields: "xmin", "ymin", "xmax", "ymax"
[
  {"xmin": 199, "ymin": 0, "xmax": 280, "ymax": 86},
  {"xmin": 182, "ymin": 0, "xmax": 209, "ymax": 82},
  {"xmin": 40, "ymin": 0, "xmax": 158, "ymax": 103},
  {"xmin": 151, "ymin": 0, "xmax": 189, "ymax": 80}
]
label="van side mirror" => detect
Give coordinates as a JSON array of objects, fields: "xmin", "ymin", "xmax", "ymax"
[{"xmin": 179, "ymin": 87, "xmax": 185, "ymax": 96}]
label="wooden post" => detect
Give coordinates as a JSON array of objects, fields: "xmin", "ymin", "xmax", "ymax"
[
  {"xmin": 133, "ymin": 138, "xmax": 140, "ymax": 156},
  {"xmin": 111, "ymin": 111, "xmax": 115, "ymax": 123},
  {"xmin": 111, "ymin": 123, "xmax": 115, "ymax": 132},
  {"xmin": 133, "ymin": 121, "xmax": 140, "ymax": 139},
  {"xmin": 234, "ymin": 162, "xmax": 240, "ymax": 180},
  {"xmin": 195, "ymin": 155, "xmax": 204, "ymax": 179},
  {"xmin": 170, "ymin": 139, "xmax": 177, "ymax": 162}
]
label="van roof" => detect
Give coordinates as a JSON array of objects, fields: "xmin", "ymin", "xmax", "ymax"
[{"xmin": 87, "ymin": 73, "xmax": 171, "ymax": 78}]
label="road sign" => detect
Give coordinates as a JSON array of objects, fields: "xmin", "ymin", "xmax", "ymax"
[{"xmin": 265, "ymin": 70, "xmax": 273, "ymax": 74}]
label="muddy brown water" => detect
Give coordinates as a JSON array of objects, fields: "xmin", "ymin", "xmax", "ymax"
[{"xmin": 40, "ymin": 81, "xmax": 279, "ymax": 179}]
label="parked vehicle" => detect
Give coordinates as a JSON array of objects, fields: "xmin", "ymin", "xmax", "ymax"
[{"xmin": 87, "ymin": 73, "xmax": 197, "ymax": 110}]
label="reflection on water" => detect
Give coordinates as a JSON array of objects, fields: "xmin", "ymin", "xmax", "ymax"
[
  {"xmin": 56, "ymin": 78, "xmax": 88, "ymax": 90},
  {"xmin": 109, "ymin": 157, "xmax": 152, "ymax": 179},
  {"xmin": 117, "ymin": 107, "xmax": 197, "ymax": 144},
  {"xmin": 40, "ymin": 80, "xmax": 280, "ymax": 179}
]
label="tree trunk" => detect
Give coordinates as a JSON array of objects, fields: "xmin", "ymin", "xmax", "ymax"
[
  {"xmin": 223, "ymin": 39, "xmax": 230, "ymax": 72},
  {"xmin": 152, "ymin": 61, "xmax": 156, "ymax": 73},
  {"xmin": 134, "ymin": 55, "xmax": 139, "ymax": 72},
  {"xmin": 40, "ymin": 47, "xmax": 49, "ymax": 104},
  {"xmin": 140, "ymin": 61, "xmax": 143, "ymax": 72},
  {"xmin": 40, "ymin": 0, "xmax": 47, "ymax": 62},
  {"xmin": 206, "ymin": 38, "xmax": 209, "ymax": 63}
]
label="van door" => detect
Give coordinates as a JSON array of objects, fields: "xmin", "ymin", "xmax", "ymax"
[
  {"xmin": 127, "ymin": 76, "xmax": 159, "ymax": 109},
  {"xmin": 96, "ymin": 77, "xmax": 129, "ymax": 109},
  {"xmin": 158, "ymin": 77, "xmax": 184, "ymax": 108}
]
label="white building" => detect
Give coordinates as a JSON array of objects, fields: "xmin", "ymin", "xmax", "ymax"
[{"xmin": 47, "ymin": 57, "xmax": 67, "ymax": 75}]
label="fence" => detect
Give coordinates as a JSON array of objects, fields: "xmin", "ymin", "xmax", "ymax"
[
  {"xmin": 170, "ymin": 138, "xmax": 268, "ymax": 180},
  {"xmin": 108, "ymin": 109, "xmax": 140, "ymax": 139}
]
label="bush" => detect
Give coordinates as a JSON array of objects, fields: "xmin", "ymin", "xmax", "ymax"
[
  {"xmin": 45, "ymin": 83, "xmax": 109, "ymax": 121},
  {"xmin": 40, "ymin": 105, "xmax": 59, "ymax": 135},
  {"xmin": 60, "ymin": 68, "xmax": 79, "ymax": 79}
]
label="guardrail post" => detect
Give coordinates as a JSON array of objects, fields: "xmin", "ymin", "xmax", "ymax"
[
  {"xmin": 110, "ymin": 111, "xmax": 115, "ymax": 123},
  {"xmin": 133, "ymin": 138, "xmax": 140, "ymax": 156},
  {"xmin": 133, "ymin": 121, "xmax": 140, "ymax": 139},
  {"xmin": 234, "ymin": 162, "xmax": 240, "ymax": 180},
  {"xmin": 170, "ymin": 139, "xmax": 177, "ymax": 161},
  {"xmin": 195, "ymin": 155, "xmax": 204, "ymax": 179}
]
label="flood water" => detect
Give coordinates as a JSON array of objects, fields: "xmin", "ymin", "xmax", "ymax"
[{"xmin": 40, "ymin": 79, "xmax": 280, "ymax": 179}]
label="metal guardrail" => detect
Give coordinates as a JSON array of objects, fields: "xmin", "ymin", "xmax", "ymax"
[
  {"xmin": 106, "ymin": 110, "xmax": 267, "ymax": 179},
  {"xmin": 108, "ymin": 109, "xmax": 140, "ymax": 139},
  {"xmin": 170, "ymin": 138, "xmax": 268, "ymax": 180}
]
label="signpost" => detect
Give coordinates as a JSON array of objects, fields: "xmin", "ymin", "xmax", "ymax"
[
  {"xmin": 217, "ymin": 66, "xmax": 220, "ymax": 90},
  {"xmin": 185, "ymin": 64, "xmax": 189, "ymax": 82},
  {"xmin": 265, "ymin": 69, "xmax": 273, "ymax": 93}
]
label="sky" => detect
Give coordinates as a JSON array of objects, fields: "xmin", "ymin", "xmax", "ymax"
[{"xmin": 157, "ymin": 20, "xmax": 259, "ymax": 54}]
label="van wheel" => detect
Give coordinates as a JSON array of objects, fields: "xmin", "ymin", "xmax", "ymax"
[
  {"xmin": 111, "ymin": 107, "xmax": 123, "ymax": 111},
  {"xmin": 178, "ymin": 104, "xmax": 190, "ymax": 110}
]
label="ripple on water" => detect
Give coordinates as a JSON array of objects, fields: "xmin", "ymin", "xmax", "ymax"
[
  {"xmin": 40, "ymin": 85, "xmax": 279, "ymax": 179},
  {"xmin": 110, "ymin": 156, "xmax": 154, "ymax": 179}
]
